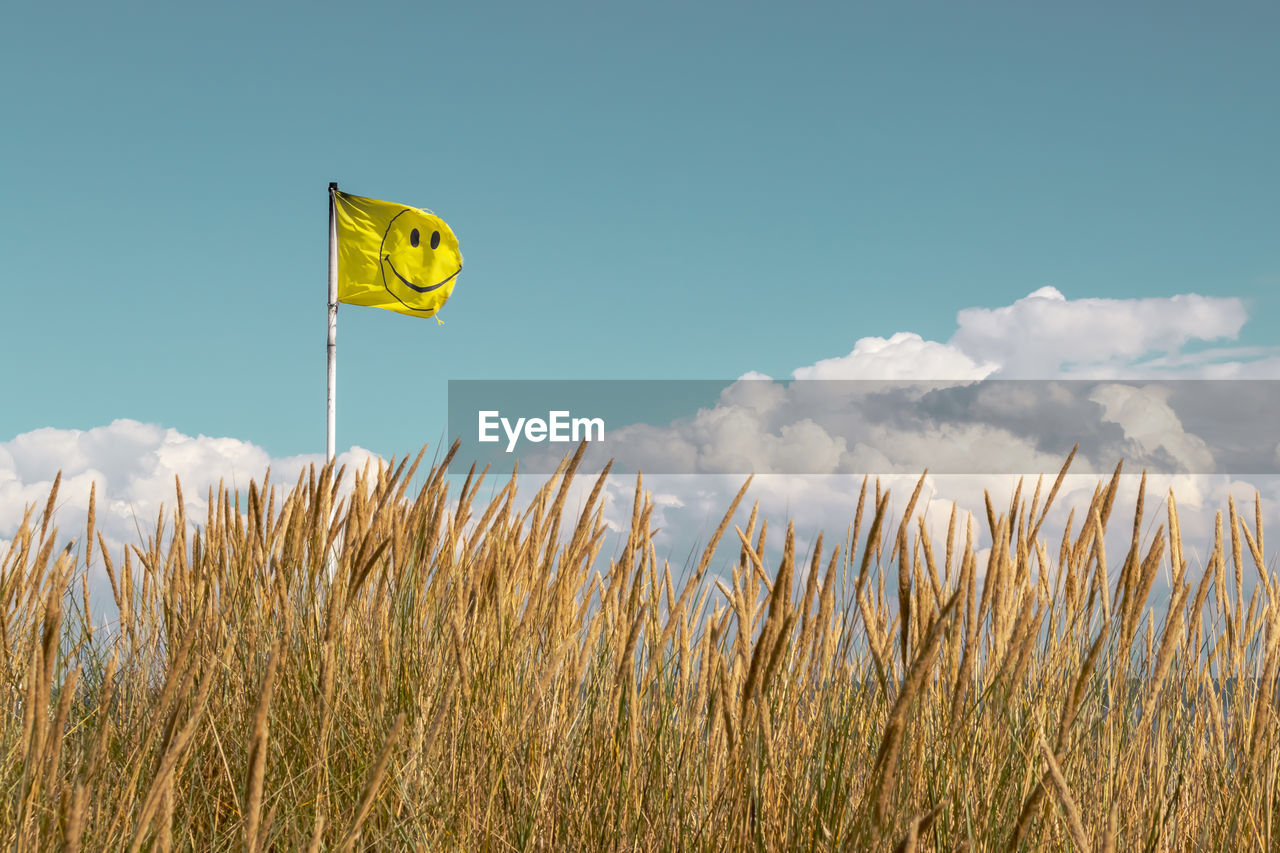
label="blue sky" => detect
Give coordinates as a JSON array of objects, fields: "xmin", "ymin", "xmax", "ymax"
[{"xmin": 3, "ymin": 0, "xmax": 1278, "ymax": 460}]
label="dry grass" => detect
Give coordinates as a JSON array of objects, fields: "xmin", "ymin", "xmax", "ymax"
[{"xmin": 2, "ymin": 442, "xmax": 1279, "ymax": 850}]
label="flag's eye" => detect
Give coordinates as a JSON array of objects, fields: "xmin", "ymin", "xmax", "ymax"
[
  {"xmin": 410, "ymin": 228, "xmax": 420, "ymax": 247},
  {"xmin": 431, "ymin": 230, "xmax": 441, "ymax": 250}
]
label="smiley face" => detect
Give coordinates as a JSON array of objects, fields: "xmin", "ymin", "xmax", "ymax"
[{"xmin": 378, "ymin": 208, "xmax": 463, "ymax": 314}]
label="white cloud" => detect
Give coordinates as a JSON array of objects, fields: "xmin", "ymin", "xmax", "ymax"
[
  {"xmin": 574, "ymin": 286, "xmax": 1280, "ymax": 592},
  {"xmin": 1088, "ymin": 384, "xmax": 1216, "ymax": 473},
  {"xmin": 630, "ymin": 287, "xmax": 1280, "ymax": 480},
  {"xmin": 8, "ymin": 287, "xmax": 1280, "ymax": 621},
  {"xmin": 0, "ymin": 419, "xmax": 379, "ymax": 622},
  {"xmin": 791, "ymin": 332, "xmax": 997, "ymax": 381},
  {"xmin": 950, "ymin": 289, "xmax": 1250, "ymax": 378},
  {"xmin": 786, "ymin": 288, "xmax": 1259, "ymax": 383}
]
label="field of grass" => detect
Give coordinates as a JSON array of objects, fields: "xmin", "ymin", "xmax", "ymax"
[{"xmin": 3, "ymin": 442, "xmax": 1279, "ymax": 850}]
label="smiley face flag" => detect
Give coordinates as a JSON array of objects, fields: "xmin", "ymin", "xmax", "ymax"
[{"xmin": 333, "ymin": 190, "xmax": 462, "ymax": 319}]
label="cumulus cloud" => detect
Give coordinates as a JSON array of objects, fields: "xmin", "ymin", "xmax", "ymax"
[
  {"xmin": 586, "ymin": 374, "xmax": 1277, "ymax": 481},
  {"xmin": 0, "ymin": 420, "xmax": 380, "ymax": 619},
  {"xmin": 1088, "ymin": 384, "xmax": 1216, "ymax": 473},
  {"xmin": 566, "ymin": 286, "xmax": 1280, "ymax": 596},
  {"xmin": 787, "ymin": 287, "xmax": 1259, "ymax": 383},
  {"xmin": 586, "ymin": 288, "xmax": 1280, "ymax": 475},
  {"xmin": 8, "ymin": 287, "xmax": 1280, "ymax": 620},
  {"xmin": 791, "ymin": 332, "xmax": 997, "ymax": 381},
  {"xmin": 949, "ymin": 287, "xmax": 1251, "ymax": 378}
]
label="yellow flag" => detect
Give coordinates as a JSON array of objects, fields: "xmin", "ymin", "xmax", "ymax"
[{"xmin": 333, "ymin": 190, "xmax": 463, "ymax": 319}]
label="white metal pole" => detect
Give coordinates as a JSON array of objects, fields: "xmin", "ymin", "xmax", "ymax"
[{"xmin": 327, "ymin": 182, "xmax": 338, "ymax": 462}]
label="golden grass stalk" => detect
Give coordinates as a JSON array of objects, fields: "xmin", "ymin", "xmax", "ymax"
[
  {"xmin": 336, "ymin": 713, "xmax": 405, "ymax": 853},
  {"xmin": 243, "ymin": 635, "xmax": 283, "ymax": 853},
  {"xmin": 1036, "ymin": 732, "xmax": 1089, "ymax": 852},
  {"xmin": 2, "ymin": 446, "xmax": 1278, "ymax": 850}
]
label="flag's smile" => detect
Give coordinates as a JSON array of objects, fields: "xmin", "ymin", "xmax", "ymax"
[
  {"xmin": 375, "ymin": 207, "xmax": 463, "ymax": 313},
  {"xmin": 383, "ymin": 256, "xmax": 459, "ymax": 293}
]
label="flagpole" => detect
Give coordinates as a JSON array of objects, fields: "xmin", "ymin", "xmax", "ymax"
[{"xmin": 326, "ymin": 182, "xmax": 338, "ymax": 462}]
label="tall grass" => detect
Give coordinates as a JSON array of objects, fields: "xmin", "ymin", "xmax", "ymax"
[{"xmin": 3, "ymin": 442, "xmax": 1278, "ymax": 850}]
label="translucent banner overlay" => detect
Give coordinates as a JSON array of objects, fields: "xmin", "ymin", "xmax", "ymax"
[{"xmin": 446, "ymin": 379, "xmax": 1280, "ymax": 475}]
